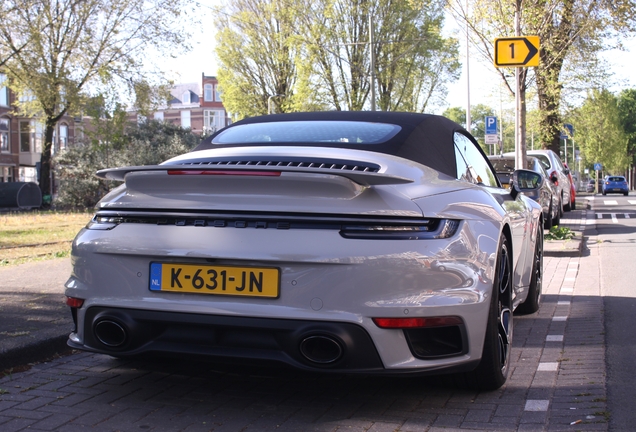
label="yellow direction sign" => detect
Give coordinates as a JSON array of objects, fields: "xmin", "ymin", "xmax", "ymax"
[{"xmin": 494, "ymin": 36, "xmax": 540, "ymax": 67}]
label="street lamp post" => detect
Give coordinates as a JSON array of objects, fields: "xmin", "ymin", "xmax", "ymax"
[{"xmin": 268, "ymin": 94, "xmax": 284, "ymax": 115}]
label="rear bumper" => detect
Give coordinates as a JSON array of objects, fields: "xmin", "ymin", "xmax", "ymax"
[
  {"xmin": 68, "ymin": 306, "xmax": 477, "ymax": 375},
  {"xmin": 603, "ymin": 187, "xmax": 628, "ymax": 193}
]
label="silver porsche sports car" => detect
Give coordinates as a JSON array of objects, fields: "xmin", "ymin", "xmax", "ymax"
[{"xmin": 65, "ymin": 111, "xmax": 544, "ymax": 390}]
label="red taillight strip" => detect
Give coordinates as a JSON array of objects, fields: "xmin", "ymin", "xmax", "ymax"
[
  {"xmin": 550, "ymin": 171, "xmax": 559, "ymax": 186},
  {"xmin": 372, "ymin": 316, "xmax": 463, "ymax": 329},
  {"xmin": 66, "ymin": 297, "xmax": 84, "ymax": 308},
  {"xmin": 167, "ymin": 170, "xmax": 281, "ymax": 177}
]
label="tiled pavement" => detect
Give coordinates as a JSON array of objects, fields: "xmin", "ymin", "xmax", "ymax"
[{"xmin": 0, "ymin": 209, "xmax": 608, "ymax": 431}]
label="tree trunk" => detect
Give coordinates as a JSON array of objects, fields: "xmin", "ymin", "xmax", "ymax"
[
  {"xmin": 536, "ymin": 61, "xmax": 563, "ymax": 155},
  {"xmin": 39, "ymin": 118, "xmax": 56, "ymax": 206}
]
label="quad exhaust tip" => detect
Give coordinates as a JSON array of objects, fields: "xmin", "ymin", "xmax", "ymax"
[
  {"xmin": 299, "ymin": 335, "xmax": 343, "ymax": 364},
  {"xmin": 94, "ymin": 320, "xmax": 127, "ymax": 347}
]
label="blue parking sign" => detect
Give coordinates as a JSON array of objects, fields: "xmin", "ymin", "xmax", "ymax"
[
  {"xmin": 485, "ymin": 116, "xmax": 497, "ymax": 135},
  {"xmin": 594, "ymin": 163, "xmax": 602, "ymax": 171}
]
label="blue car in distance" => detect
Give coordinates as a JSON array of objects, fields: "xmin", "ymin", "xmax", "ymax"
[{"xmin": 602, "ymin": 176, "xmax": 629, "ymax": 196}]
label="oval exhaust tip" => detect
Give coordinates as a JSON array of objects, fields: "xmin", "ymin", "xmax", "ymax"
[
  {"xmin": 299, "ymin": 335, "xmax": 343, "ymax": 364},
  {"xmin": 94, "ymin": 320, "xmax": 127, "ymax": 347}
]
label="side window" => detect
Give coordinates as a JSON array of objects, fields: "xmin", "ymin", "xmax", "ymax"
[
  {"xmin": 454, "ymin": 141, "xmax": 471, "ymax": 182},
  {"xmin": 454, "ymin": 133, "xmax": 498, "ymax": 187}
]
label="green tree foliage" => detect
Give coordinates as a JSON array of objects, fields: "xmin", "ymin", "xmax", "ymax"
[
  {"xmin": 214, "ymin": 0, "xmax": 459, "ymax": 117},
  {"xmin": 55, "ymin": 117, "xmax": 201, "ymax": 209},
  {"xmin": 572, "ymin": 89, "xmax": 629, "ymax": 174},
  {"xmin": 215, "ymin": 0, "xmax": 302, "ymax": 117},
  {"xmin": 617, "ymin": 89, "xmax": 636, "ymax": 166},
  {"xmin": 449, "ymin": 0, "xmax": 636, "ymax": 155},
  {"xmin": 0, "ymin": 0, "xmax": 192, "ymax": 201},
  {"xmin": 442, "ymin": 104, "xmax": 496, "ymax": 152}
]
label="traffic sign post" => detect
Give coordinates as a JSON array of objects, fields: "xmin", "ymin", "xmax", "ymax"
[
  {"xmin": 485, "ymin": 116, "xmax": 499, "ymax": 155},
  {"xmin": 494, "ymin": 34, "xmax": 540, "ymax": 170},
  {"xmin": 594, "ymin": 163, "xmax": 602, "ymax": 194},
  {"xmin": 485, "ymin": 116, "xmax": 497, "ymax": 135},
  {"xmin": 494, "ymin": 36, "xmax": 540, "ymax": 67}
]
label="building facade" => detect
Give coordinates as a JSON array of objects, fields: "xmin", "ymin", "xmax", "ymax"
[
  {"xmin": 133, "ymin": 74, "xmax": 230, "ymax": 134},
  {"xmin": 0, "ymin": 73, "xmax": 77, "ymax": 185}
]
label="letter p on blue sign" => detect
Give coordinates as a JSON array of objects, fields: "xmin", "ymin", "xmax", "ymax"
[{"xmin": 485, "ymin": 116, "xmax": 497, "ymax": 135}]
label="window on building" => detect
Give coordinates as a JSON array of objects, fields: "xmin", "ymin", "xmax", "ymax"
[
  {"xmin": 0, "ymin": 74, "xmax": 8, "ymax": 106},
  {"xmin": 182, "ymin": 91, "xmax": 191, "ymax": 104},
  {"xmin": 1, "ymin": 166, "xmax": 14, "ymax": 182},
  {"xmin": 19, "ymin": 120, "xmax": 43, "ymax": 153},
  {"xmin": 19, "ymin": 166, "xmax": 37, "ymax": 183},
  {"xmin": 20, "ymin": 121, "xmax": 32, "ymax": 152},
  {"xmin": 181, "ymin": 110, "xmax": 191, "ymax": 129},
  {"xmin": 204, "ymin": 110, "xmax": 226, "ymax": 133},
  {"xmin": 0, "ymin": 118, "xmax": 9, "ymax": 152},
  {"xmin": 204, "ymin": 84, "xmax": 213, "ymax": 101},
  {"xmin": 19, "ymin": 90, "xmax": 35, "ymax": 102},
  {"xmin": 214, "ymin": 85, "xmax": 222, "ymax": 102},
  {"xmin": 59, "ymin": 124, "xmax": 68, "ymax": 151},
  {"xmin": 154, "ymin": 111, "xmax": 164, "ymax": 121}
]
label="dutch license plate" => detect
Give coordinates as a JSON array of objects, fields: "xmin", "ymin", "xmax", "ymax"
[{"xmin": 149, "ymin": 263, "xmax": 280, "ymax": 298}]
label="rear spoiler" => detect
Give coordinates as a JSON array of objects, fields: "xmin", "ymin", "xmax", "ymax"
[{"xmin": 96, "ymin": 165, "xmax": 413, "ymax": 187}]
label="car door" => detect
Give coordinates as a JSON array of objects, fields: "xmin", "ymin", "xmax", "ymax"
[{"xmin": 453, "ymin": 132, "xmax": 533, "ymax": 291}]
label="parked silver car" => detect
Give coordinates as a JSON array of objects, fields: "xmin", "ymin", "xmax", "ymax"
[
  {"xmin": 65, "ymin": 111, "xmax": 544, "ymax": 391},
  {"xmin": 489, "ymin": 155, "xmax": 560, "ymax": 228},
  {"xmin": 503, "ymin": 150, "xmax": 572, "ymax": 214}
]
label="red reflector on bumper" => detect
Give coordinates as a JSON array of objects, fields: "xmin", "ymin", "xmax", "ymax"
[
  {"xmin": 372, "ymin": 316, "xmax": 463, "ymax": 329},
  {"xmin": 167, "ymin": 170, "xmax": 281, "ymax": 177},
  {"xmin": 66, "ymin": 297, "xmax": 84, "ymax": 308}
]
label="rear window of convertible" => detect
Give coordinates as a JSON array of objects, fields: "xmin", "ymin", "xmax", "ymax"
[{"xmin": 211, "ymin": 121, "xmax": 402, "ymax": 144}]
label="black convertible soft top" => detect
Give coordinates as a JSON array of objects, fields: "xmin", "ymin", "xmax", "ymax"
[{"xmin": 193, "ymin": 111, "xmax": 478, "ymax": 178}]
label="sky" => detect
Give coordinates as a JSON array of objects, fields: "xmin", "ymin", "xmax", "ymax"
[{"xmin": 159, "ymin": 4, "xmax": 636, "ymax": 116}]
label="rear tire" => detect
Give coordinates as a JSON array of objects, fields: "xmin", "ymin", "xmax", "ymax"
[
  {"xmin": 544, "ymin": 207, "xmax": 553, "ymax": 230},
  {"xmin": 455, "ymin": 236, "xmax": 513, "ymax": 391},
  {"xmin": 517, "ymin": 228, "xmax": 543, "ymax": 315},
  {"xmin": 553, "ymin": 202, "xmax": 561, "ymax": 226}
]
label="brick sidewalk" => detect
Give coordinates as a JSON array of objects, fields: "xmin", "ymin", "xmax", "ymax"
[{"xmin": 0, "ymin": 209, "xmax": 608, "ymax": 431}]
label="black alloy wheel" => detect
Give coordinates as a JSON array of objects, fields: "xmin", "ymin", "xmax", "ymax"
[
  {"xmin": 459, "ymin": 236, "xmax": 513, "ymax": 391},
  {"xmin": 495, "ymin": 240, "xmax": 513, "ymax": 376}
]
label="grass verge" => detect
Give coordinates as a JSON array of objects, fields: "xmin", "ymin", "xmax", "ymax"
[{"xmin": 0, "ymin": 211, "xmax": 92, "ymax": 267}]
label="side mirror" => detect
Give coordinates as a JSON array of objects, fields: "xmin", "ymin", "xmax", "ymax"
[
  {"xmin": 510, "ymin": 169, "xmax": 542, "ymax": 199},
  {"xmin": 563, "ymin": 167, "xmax": 570, "ymax": 175}
]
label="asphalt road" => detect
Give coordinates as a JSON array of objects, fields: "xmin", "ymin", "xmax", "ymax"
[{"xmin": 588, "ymin": 194, "xmax": 636, "ymax": 431}]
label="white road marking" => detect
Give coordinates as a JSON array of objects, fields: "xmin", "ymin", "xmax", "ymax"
[
  {"xmin": 538, "ymin": 362, "xmax": 559, "ymax": 371},
  {"xmin": 546, "ymin": 335, "xmax": 564, "ymax": 342},
  {"xmin": 525, "ymin": 400, "xmax": 550, "ymax": 411},
  {"xmin": 628, "ymin": 200, "xmax": 636, "ymax": 205},
  {"xmin": 612, "ymin": 214, "xmax": 618, "ymax": 223},
  {"xmin": 552, "ymin": 316, "xmax": 568, "ymax": 321},
  {"xmin": 604, "ymin": 200, "xmax": 618, "ymax": 205}
]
